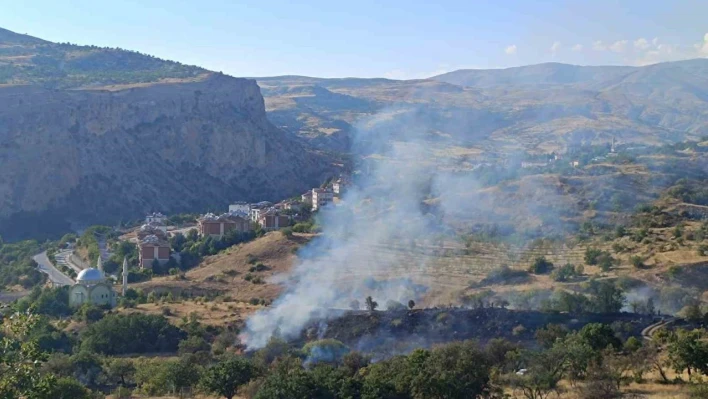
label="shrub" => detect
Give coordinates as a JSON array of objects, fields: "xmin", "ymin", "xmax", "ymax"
[
  {"xmin": 551, "ymin": 263, "xmax": 577, "ymax": 282},
  {"xmin": 630, "ymin": 255, "xmax": 644, "ymax": 269},
  {"xmin": 528, "ymin": 257, "xmax": 553, "ymax": 274}
]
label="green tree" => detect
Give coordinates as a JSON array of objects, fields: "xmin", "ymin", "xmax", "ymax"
[
  {"xmin": 41, "ymin": 377, "xmax": 92, "ymax": 399},
  {"xmin": 255, "ymin": 357, "xmax": 316, "ymax": 399},
  {"xmin": 410, "ymin": 340, "xmax": 493, "ymax": 399},
  {"xmin": 105, "ymin": 357, "xmax": 135, "ymax": 386},
  {"xmin": 0, "ymin": 313, "xmax": 59, "ymax": 399},
  {"xmin": 578, "ymin": 323, "xmax": 621, "ymax": 351},
  {"xmin": 200, "ymin": 356, "xmax": 256, "ymax": 399}
]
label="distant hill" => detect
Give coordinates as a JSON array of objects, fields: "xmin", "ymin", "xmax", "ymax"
[
  {"xmin": 0, "ymin": 28, "xmax": 205, "ymax": 88},
  {"xmin": 0, "ymin": 28, "xmax": 338, "ymax": 241},
  {"xmin": 258, "ymin": 59, "xmax": 708, "ymax": 153}
]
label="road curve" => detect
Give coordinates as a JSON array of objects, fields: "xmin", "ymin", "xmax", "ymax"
[{"xmin": 33, "ymin": 251, "xmax": 74, "ymax": 286}]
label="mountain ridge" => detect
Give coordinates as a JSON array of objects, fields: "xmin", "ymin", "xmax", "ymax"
[{"xmin": 0, "ymin": 28, "xmax": 338, "ymax": 241}]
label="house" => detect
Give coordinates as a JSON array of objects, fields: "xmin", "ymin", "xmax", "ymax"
[
  {"xmin": 138, "ymin": 223, "xmax": 168, "ymax": 239},
  {"xmin": 229, "ymin": 201, "xmax": 250, "ymax": 215},
  {"xmin": 248, "ymin": 201, "xmax": 273, "ymax": 222},
  {"xmin": 279, "ymin": 200, "xmax": 302, "ymax": 212},
  {"xmin": 332, "ymin": 177, "xmax": 350, "ymax": 196},
  {"xmin": 312, "ymin": 188, "xmax": 334, "ymax": 211},
  {"xmin": 257, "ymin": 209, "xmax": 290, "ymax": 231},
  {"xmin": 198, "ymin": 213, "xmax": 251, "ymax": 239},
  {"xmin": 145, "ymin": 212, "xmax": 167, "ymax": 224},
  {"xmin": 144, "ymin": 220, "xmax": 167, "ymax": 233},
  {"xmin": 301, "ymin": 191, "xmax": 313, "ymax": 205},
  {"xmin": 138, "ymin": 234, "xmax": 171, "ymax": 269}
]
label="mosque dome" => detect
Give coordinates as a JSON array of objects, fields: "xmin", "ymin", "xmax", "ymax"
[{"xmin": 76, "ymin": 268, "xmax": 105, "ymax": 283}]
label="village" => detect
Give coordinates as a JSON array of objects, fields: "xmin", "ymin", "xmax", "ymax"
[{"xmin": 51, "ymin": 177, "xmax": 350, "ymax": 310}]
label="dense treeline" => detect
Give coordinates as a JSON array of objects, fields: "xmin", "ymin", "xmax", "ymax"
[
  {"xmin": 7, "ymin": 304, "xmax": 708, "ymax": 399},
  {"xmin": 0, "ymin": 238, "xmax": 44, "ymax": 289},
  {"xmin": 80, "ymin": 313, "xmax": 186, "ymax": 355}
]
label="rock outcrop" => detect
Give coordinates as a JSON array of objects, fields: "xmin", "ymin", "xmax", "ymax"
[{"xmin": 0, "ymin": 74, "xmax": 337, "ymax": 240}]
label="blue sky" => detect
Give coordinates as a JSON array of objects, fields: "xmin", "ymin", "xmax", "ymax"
[{"xmin": 2, "ymin": 0, "xmax": 707, "ymax": 78}]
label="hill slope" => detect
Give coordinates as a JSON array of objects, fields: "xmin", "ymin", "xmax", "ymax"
[
  {"xmin": 0, "ymin": 28, "xmax": 338, "ymax": 241},
  {"xmin": 258, "ymin": 60, "xmax": 708, "ymax": 154}
]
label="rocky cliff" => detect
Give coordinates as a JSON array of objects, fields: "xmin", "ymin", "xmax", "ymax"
[{"xmin": 0, "ymin": 73, "xmax": 337, "ymax": 240}]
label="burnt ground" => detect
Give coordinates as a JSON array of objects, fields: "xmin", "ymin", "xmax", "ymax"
[{"xmin": 299, "ymin": 308, "xmax": 655, "ymax": 356}]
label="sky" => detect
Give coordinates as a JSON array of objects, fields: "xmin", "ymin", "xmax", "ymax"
[{"xmin": 1, "ymin": 0, "xmax": 707, "ymax": 78}]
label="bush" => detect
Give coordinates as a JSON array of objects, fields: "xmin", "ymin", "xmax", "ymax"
[
  {"xmin": 630, "ymin": 255, "xmax": 644, "ymax": 269},
  {"xmin": 551, "ymin": 263, "xmax": 577, "ymax": 282},
  {"xmin": 528, "ymin": 257, "xmax": 553, "ymax": 274},
  {"xmin": 584, "ymin": 248, "xmax": 603, "ymax": 265}
]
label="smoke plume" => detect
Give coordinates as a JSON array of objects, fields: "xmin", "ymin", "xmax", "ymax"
[{"xmin": 240, "ymin": 101, "xmax": 567, "ymax": 349}]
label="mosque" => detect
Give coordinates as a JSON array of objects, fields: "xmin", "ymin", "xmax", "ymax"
[{"xmin": 69, "ymin": 256, "xmax": 128, "ymax": 308}]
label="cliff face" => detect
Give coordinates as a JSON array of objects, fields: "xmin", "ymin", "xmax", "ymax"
[{"xmin": 0, "ymin": 74, "xmax": 337, "ymax": 240}]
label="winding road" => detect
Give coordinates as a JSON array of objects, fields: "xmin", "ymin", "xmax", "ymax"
[{"xmin": 32, "ymin": 251, "xmax": 74, "ymax": 286}]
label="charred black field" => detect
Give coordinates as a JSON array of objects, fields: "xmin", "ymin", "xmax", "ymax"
[{"xmin": 297, "ymin": 308, "xmax": 655, "ymax": 355}]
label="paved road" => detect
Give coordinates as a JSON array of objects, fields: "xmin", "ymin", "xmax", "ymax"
[{"xmin": 33, "ymin": 251, "xmax": 74, "ymax": 286}]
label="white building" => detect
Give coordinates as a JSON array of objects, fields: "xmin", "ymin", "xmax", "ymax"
[
  {"xmin": 229, "ymin": 202, "xmax": 250, "ymax": 215},
  {"xmin": 312, "ymin": 188, "xmax": 334, "ymax": 211},
  {"xmin": 69, "ymin": 258, "xmax": 116, "ymax": 308},
  {"xmin": 145, "ymin": 212, "xmax": 167, "ymax": 224}
]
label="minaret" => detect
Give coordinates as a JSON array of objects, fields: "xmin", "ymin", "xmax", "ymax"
[
  {"xmin": 122, "ymin": 257, "xmax": 128, "ymax": 296},
  {"xmin": 97, "ymin": 255, "xmax": 103, "ymax": 273}
]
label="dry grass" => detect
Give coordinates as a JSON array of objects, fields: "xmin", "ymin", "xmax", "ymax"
[{"xmin": 118, "ymin": 300, "xmax": 262, "ymax": 327}]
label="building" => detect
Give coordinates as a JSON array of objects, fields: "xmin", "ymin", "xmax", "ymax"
[
  {"xmin": 332, "ymin": 178, "xmax": 349, "ymax": 196},
  {"xmin": 144, "ymin": 220, "xmax": 167, "ymax": 233},
  {"xmin": 69, "ymin": 258, "xmax": 116, "ymax": 308},
  {"xmin": 257, "ymin": 209, "xmax": 290, "ymax": 231},
  {"xmin": 145, "ymin": 212, "xmax": 167, "ymax": 224},
  {"xmin": 249, "ymin": 202, "xmax": 272, "ymax": 222},
  {"xmin": 229, "ymin": 201, "xmax": 250, "ymax": 215},
  {"xmin": 138, "ymin": 234, "xmax": 171, "ymax": 269},
  {"xmin": 198, "ymin": 213, "xmax": 251, "ymax": 238},
  {"xmin": 138, "ymin": 223, "xmax": 167, "ymax": 238},
  {"xmin": 279, "ymin": 200, "xmax": 302, "ymax": 212},
  {"xmin": 312, "ymin": 188, "xmax": 334, "ymax": 211},
  {"xmin": 301, "ymin": 190, "xmax": 313, "ymax": 205}
]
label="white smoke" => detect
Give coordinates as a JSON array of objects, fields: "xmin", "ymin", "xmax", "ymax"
[{"xmin": 240, "ymin": 101, "xmax": 568, "ymax": 349}]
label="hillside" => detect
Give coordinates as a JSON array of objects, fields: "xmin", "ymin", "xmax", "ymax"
[
  {"xmin": 257, "ymin": 60, "xmax": 708, "ymax": 154},
  {"xmin": 0, "ymin": 28, "xmax": 339, "ymax": 241}
]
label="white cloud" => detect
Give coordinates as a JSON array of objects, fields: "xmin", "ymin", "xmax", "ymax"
[
  {"xmin": 609, "ymin": 40, "xmax": 628, "ymax": 53},
  {"xmin": 652, "ymin": 37, "xmax": 659, "ymax": 46},
  {"xmin": 505, "ymin": 44, "xmax": 517, "ymax": 55},
  {"xmin": 550, "ymin": 41, "xmax": 561, "ymax": 56},
  {"xmin": 592, "ymin": 40, "xmax": 607, "ymax": 51},
  {"xmin": 633, "ymin": 38, "xmax": 650, "ymax": 50},
  {"xmin": 570, "ymin": 44, "xmax": 583, "ymax": 52}
]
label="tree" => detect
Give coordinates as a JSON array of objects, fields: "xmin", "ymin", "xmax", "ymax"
[
  {"xmin": 105, "ymin": 357, "xmax": 135, "ymax": 386},
  {"xmin": 365, "ymin": 296, "xmax": 378, "ymax": 312},
  {"xmin": 528, "ymin": 257, "xmax": 553, "ymax": 274},
  {"xmin": 80, "ymin": 313, "xmax": 186, "ymax": 355},
  {"xmin": 0, "ymin": 313, "xmax": 58, "ymax": 399},
  {"xmin": 410, "ymin": 340, "xmax": 493, "ymax": 399},
  {"xmin": 408, "ymin": 300, "xmax": 415, "ymax": 310},
  {"xmin": 535, "ymin": 324, "xmax": 570, "ymax": 349},
  {"xmin": 578, "ymin": 323, "xmax": 621, "ymax": 351},
  {"xmin": 586, "ymin": 280, "xmax": 624, "ymax": 313},
  {"xmin": 255, "ymin": 357, "xmax": 316, "ymax": 399},
  {"xmin": 201, "ymin": 356, "xmax": 256, "ymax": 399},
  {"xmin": 42, "ymin": 377, "xmax": 92, "ymax": 399}
]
